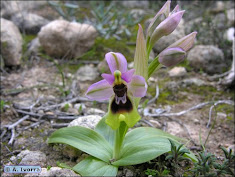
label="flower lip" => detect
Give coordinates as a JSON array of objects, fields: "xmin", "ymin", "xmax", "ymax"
[
  {"xmin": 113, "ymin": 83, "xmax": 127, "ymax": 97},
  {"xmin": 111, "ymin": 94, "xmax": 133, "ymax": 114}
]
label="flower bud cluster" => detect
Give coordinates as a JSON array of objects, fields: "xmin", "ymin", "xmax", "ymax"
[{"xmin": 146, "ymin": 0, "xmax": 197, "ymax": 68}]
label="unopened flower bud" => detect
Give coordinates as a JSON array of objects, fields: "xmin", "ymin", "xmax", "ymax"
[
  {"xmin": 149, "ymin": 10, "xmax": 185, "ymax": 49},
  {"xmin": 159, "ymin": 47, "xmax": 186, "ymax": 67},
  {"xmin": 168, "ymin": 32, "xmax": 197, "ymax": 52}
]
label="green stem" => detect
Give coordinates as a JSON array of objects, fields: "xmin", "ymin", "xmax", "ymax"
[
  {"xmin": 113, "ymin": 121, "xmax": 128, "ymax": 160},
  {"xmin": 148, "ymin": 55, "xmax": 162, "ymax": 78}
]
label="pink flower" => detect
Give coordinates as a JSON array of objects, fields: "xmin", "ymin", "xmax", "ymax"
[{"xmin": 86, "ymin": 52, "xmax": 147, "ymax": 130}]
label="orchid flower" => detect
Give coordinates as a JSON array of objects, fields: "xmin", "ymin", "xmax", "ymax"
[{"xmin": 86, "ymin": 52, "xmax": 147, "ymax": 130}]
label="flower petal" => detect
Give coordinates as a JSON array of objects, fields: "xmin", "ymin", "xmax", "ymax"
[
  {"xmin": 167, "ymin": 32, "xmax": 197, "ymax": 52},
  {"xmin": 122, "ymin": 69, "xmax": 135, "ymax": 83},
  {"xmin": 86, "ymin": 79, "xmax": 113, "ymax": 101},
  {"xmin": 101, "ymin": 73, "xmax": 115, "ymax": 85},
  {"xmin": 105, "ymin": 52, "xmax": 127, "ymax": 74},
  {"xmin": 128, "ymin": 75, "xmax": 147, "ymax": 97}
]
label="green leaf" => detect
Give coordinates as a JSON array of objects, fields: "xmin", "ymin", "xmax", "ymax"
[
  {"xmin": 123, "ymin": 127, "xmax": 184, "ymax": 145},
  {"xmin": 48, "ymin": 126, "xmax": 112, "ymax": 162},
  {"xmin": 112, "ymin": 127, "xmax": 197, "ymax": 166},
  {"xmin": 95, "ymin": 116, "xmax": 115, "ymax": 147},
  {"xmin": 73, "ymin": 156, "xmax": 118, "ymax": 176},
  {"xmin": 113, "ymin": 136, "xmax": 171, "ymax": 166}
]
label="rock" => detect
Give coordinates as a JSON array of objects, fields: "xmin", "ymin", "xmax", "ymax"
[
  {"xmin": 123, "ymin": 168, "xmax": 134, "ymax": 176},
  {"xmin": 187, "ymin": 45, "xmax": 226, "ymax": 74},
  {"xmin": 121, "ymin": 1, "xmax": 149, "ymax": 9},
  {"xmin": 67, "ymin": 108, "xmax": 79, "ymax": 115},
  {"xmin": 38, "ymin": 20, "xmax": 97, "ymax": 59},
  {"xmin": 74, "ymin": 103, "xmax": 86, "ymax": 113},
  {"xmin": 86, "ymin": 108, "xmax": 105, "ymax": 115},
  {"xmin": 212, "ymin": 13, "xmax": 227, "ymax": 29},
  {"xmin": 168, "ymin": 67, "xmax": 187, "ymax": 77},
  {"xmin": 1, "ymin": 18, "xmax": 23, "ymax": 66},
  {"xmin": 224, "ymin": 27, "xmax": 234, "ymax": 42},
  {"xmin": 11, "ymin": 12, "xmax": 49, "ymax": 34},
  {"xmin": 153, "ymin": 19, "xmax": 185, "ymax": 54},
  {"xmin": 164, "ymin": 81, "xmax": 180, "ymax": 92},
  {"xmin": 208, "ymin": 1, "xmax": 225, "ymax": 14},
  {"xmin": 60, "ymin": 103, "xmax": 73, "ymax": 112},
  {"xmin": 13, "ymin": 99, "xmax": 35, "ymax": 108},
  {"xmin": 17, "ymin": 150, "xmax": 47, "ymax": 167},
  {"xmin": 68, "ymin": 115, "xmax": 102, "ymax": 129},
  {"xmin": 75, "ymin": 65, "xmax": 98, "ymax": 81},
  {"xmin": 226, "ymin": 9, "xmax": 235, "ymax": 27},
  {"xmin": 1, "ymin": 1, "xmax": 47, "ymax": 19},
  {"xmin": 181, "ymin": 78, "xmax": 206, "ymax": 87},
  {"xmin": 25, "ymin": 167, "xmax": 80, "ymax": 177}
]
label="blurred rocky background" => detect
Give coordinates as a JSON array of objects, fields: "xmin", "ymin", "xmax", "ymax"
[{"xmin": 1, "ymin": 1, "xmax": 234, "ymax": 176}]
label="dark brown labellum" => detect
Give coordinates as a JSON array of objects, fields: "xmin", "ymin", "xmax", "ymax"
[{"xmin": 111, "ymin": 84, "xmax": 133, "ymax": 113}]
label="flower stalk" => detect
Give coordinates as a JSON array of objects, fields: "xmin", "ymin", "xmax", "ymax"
[{"xmin": 113, "ymin": 121, "xmax": 128, "ymax": 160}]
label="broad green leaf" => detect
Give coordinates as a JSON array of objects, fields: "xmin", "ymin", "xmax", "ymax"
[
  {"xmin": 73, "ymin": 156, "xmax": 118, "ymax": 176},
  {"xmin": 124, "ymin": 127, "xmax": 197, "ymax": 162},
  {"xmin": 95, "ymin": 116, "xmax": 115, "ymax": 146},
  {"xmin": 48, "ymin": 126, "xmax": 112, "ymax": 162},
  {"xmin": 113, "ymin": 136, "xmax": 171, "ymax": 166},
  {"xmin": 123, "ymin": 127, "xmax": 184, "ymax": 145},
  {"xmin": 112, "ymin": 127, "xmax": 197, "ymax": 166}
]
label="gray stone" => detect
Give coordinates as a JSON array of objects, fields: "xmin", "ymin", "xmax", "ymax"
[
  {"xmin": 1, "ymin": 18, "xmax": 23, "ymax": 66},
  {"xmin": 224, "ymin": 27, "xmax": 234, "ymax": 42},
  {"xmin": 224, "ymin": 27, "xmax": 235, "ymax": 42},
  {"xmin": 168, "ymin": 67, "xmax": 187, "ymax": 77},
  {"xmin": 11, "ymin": 12, "xmax": 49, "ymax": 34},
  {"xmin": 76, "ymin": 65, "xmax": 98, "ymax": 81},
  {"xmin": 212, "ymin": 13, "xmax": 227, "ymax": 29},
  {"xmin": 68, "ymin": 115, "xmax": 102, "ymax": 129},
  {"xmin": 165, "ymin": 81, "xmax": 180, "ymax": 92},
  {"xmin": 38, "ymin": 20, "xmax": 97, "ymax": 59},
  {"xmin": 181, "ymin": 78, "xmax": 206, "ymax": 87},
  {"xmin": 121, "ymin": 1, "xmax": 149, "ymax": 9},
  {"xmin": 123, "ymin": 168, "xmax": 134, "ymax": 176},
  {"xmin": 17, "ymin": 150, "xmax": 47, "ymax": 167},
  {"xmin": 226, "ymin": 9, "xmax": 235, "ymax": 27},
  {"xmin": 153, "ymin": 19, "xmax": 185, "ymax": 54},
  {"xmin": 208, "ymin": 1, "xmax": 225, "ymax": 14},
  {"xmin": 74, "ymin": 103, "xmax": 86, "ymax": 114},
  {"xmin": 86, "ymin": 108, "xmax": 105, "ymax": 115},
  {"xmin": 1, "ymin": 1, "xmax": 47, "ymax": 19},
  {"xmin": 187, "ymin": 45, "xmax": 226, "ymax": 74}
]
